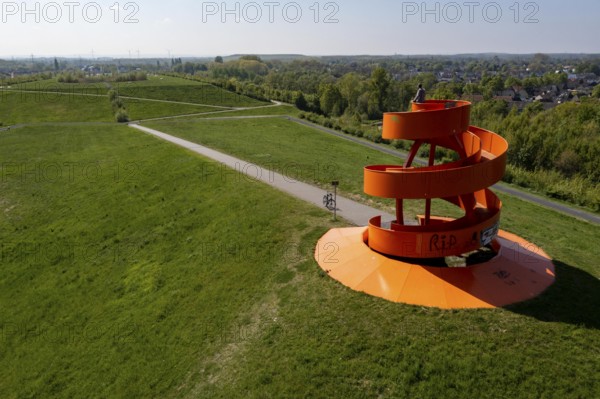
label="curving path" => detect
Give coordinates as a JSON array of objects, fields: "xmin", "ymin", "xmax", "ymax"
[{"xmin": 129, "ymin": 123, "xmax": 395, "ymax": 226}]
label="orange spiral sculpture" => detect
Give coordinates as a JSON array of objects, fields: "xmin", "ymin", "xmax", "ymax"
[
  {"xmin": 366, "ymin": 100, "xmax": 506, "ymax": 258},
  {"xmin": 315, "ymin": 100, "xmax": 555, "ymax": 309}
]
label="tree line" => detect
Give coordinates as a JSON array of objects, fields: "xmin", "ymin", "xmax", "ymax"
[{"xmin": 470, "ymin": 99, "xmax": 599, "ymax": 209}]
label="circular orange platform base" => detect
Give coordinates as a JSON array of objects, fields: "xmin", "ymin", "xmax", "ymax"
[{"xmin": 314, "ymin": 228, "xmax": 555, "ymax": 309}]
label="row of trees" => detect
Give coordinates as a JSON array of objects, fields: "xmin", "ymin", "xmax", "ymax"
[
  {"xmin": 108, "ymin": 90, "xmax": 129, "ymax": 123},
  {"xmin": 313, "ymin": 68, "xmax": 417, "ymax": 119},
  {"xmin": 0, "ymin": 72, "xmax": 53, "ymax": 85},
  {"xmin": 469, "ymin": 99, "xmax": 599, "ymax": 209},
  {"xmin": 471, "ymin": 99, "xmax": 600, "ymax": 182},
  {"xmin": 170, "ymin": 58, "xmax": 208, "ymax": 75}
]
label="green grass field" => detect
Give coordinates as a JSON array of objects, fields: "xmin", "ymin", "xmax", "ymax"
[
  {"xmin": 1, "ymin": 90, "xmax": 113, "ymax": 124},
  {"xmin": 124, "ymin": 99, "xmax": 218, "ymax": 121},
  {"xmin": 114, "ymin": 79, "xmax": 268, "ymax": 108},
  {"xmin": 1, "ymin": 124, "xmax": 599, "ymax": 398},
  {"xmin": 6, "ymin": 79, "xmax": 109, "ymax": 96},
  {"xmin": 144, "ymin": 117, "xmax": 396, "ymax": 195},
  {"xmin": 1, "ymin": 84, "xmax": 599, "ymax": 398},
  {"xmin": 8, "ymin": 75, "xmax": 205, "ymax": 92},
  {"xmin": 172, "ymin": 104, "xmax": 301, "ymax": 119},
  {"xmin": 0, "ymin": 91, "xmax": 243, "ymax": 124},
  {"xmin": 4, "ymin": 75, "xmax": 269, "ymax": 109},
  {"xmin": 141, "ymin": 117, "xmax": 469, "ymax": 218},
  {"xmin": 0, "ymin": 124, "xmax": 333, "ymax": 397}
]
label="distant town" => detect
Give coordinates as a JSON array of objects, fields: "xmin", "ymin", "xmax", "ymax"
[{"xmin": 401, "ymin": 62, "xmax": 598, "ymax": 109}]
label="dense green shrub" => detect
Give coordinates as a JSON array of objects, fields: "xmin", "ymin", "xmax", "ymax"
[{"xmin": 115, "ymin": 109, "xmax": 129, "ymax": 123}]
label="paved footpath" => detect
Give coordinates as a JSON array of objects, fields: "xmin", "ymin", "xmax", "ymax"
[{"xmin": 130, "ymin": 124, "xmax": 394, "ymax": 226}]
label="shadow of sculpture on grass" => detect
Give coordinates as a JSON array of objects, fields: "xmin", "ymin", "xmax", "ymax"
[{"xmin": 507, "ymin": 260, "xmax": 600, "ymax": 330}]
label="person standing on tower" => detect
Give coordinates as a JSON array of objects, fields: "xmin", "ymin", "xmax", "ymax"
[{"xmin": 414, "ymin": 84, "xmax": 426, "ymax": 103}]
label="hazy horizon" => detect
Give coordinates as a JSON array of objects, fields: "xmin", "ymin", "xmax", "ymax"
[
  {"xmin": 1, "ymin": 0, "xmax": 599, "ymax": 58},
  {"xmin": 4, "ymin": 52, "xmax": 600, "ymax": 61}
]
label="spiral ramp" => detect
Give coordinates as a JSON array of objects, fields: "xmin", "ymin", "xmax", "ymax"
[{"xmin": 315, "ymin": 100, "xmax": 555, "ymax": 309}]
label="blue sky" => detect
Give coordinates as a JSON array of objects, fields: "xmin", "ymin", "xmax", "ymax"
[{"xmin": 1, "ymin": 0, "xmax": 599, "ymax": 57}]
